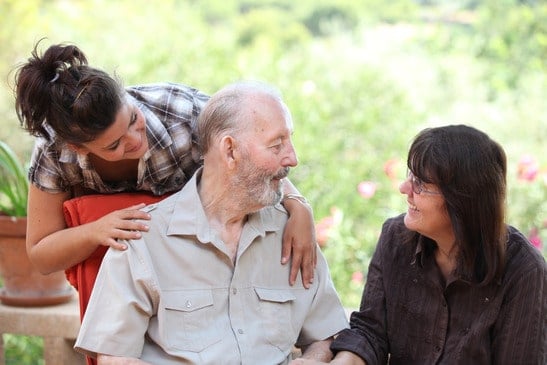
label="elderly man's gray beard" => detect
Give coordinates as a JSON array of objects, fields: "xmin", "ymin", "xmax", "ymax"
[{"xmin": 233, "ymin": 162, "xmax": 289, "ymax": 209}]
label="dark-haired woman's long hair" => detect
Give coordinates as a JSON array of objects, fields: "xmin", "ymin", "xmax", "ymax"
[{"xmin": 406, "ymin": 125, "xmax": 507, "ymax": 285}]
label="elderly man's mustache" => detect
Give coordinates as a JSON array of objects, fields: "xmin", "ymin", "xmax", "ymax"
[{"xmin": 274, "ymin": 167, "xmax": 290, "ymax": 180}]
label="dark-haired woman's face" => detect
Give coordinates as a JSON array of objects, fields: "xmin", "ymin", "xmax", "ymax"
[
  {"xmin": 399, "ymin": 175, "xmax": 454, "ymax": 246},
  {"xmin": 76, "ymin": 103, "xmax": 148, "ymax": 161}
]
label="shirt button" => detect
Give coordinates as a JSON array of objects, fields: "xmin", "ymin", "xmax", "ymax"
[
  {"xmin": 232, "ymin": 288, "xmax": 237, "ymax": 295},
  {"xmin": 238, "ymin": 329, "xmax": 244, "ymax": 334},
  {"xmin": 185, "ymin": 300, "xmax": 192, "ymax": 308}
]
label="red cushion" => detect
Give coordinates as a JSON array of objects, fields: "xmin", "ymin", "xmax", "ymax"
[{"xmin": 63, "ymin": 192, "xmax": 170, "ymax": 322}]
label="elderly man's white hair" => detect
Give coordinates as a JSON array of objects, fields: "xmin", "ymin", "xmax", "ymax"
[{"xmin": 196, "ymin": 80, "xmax": 291, "ymax": 156}]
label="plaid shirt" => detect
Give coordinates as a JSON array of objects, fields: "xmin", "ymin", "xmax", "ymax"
[{"xmin": 28, "ymin": 83, "xmax": 210, "ymax": 196}]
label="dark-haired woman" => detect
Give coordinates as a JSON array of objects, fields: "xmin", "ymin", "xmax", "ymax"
[
  {"xmin": 294, "ymin": 125, "xmax": 546, "ymax": 365},
  {"xmin": 14, "ymin": 41, "xmax": 316, "ymax": 292}
]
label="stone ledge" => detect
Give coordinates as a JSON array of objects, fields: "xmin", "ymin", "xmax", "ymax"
[
  {"xmin": 0, "ymin": 290, "xmax": 80, "ymax": 338},
  {"xmin": 0, "ymin": 289, "xmax": 85, "ymax": 365}
]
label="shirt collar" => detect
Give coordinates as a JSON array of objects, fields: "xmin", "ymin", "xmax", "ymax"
[
  {"xmin": 166, "ymin": 168, "xmax": 281, "ymax": 244},
  {"xmin": 127, "ymin": 93, "xmax": 173, "ymax": 151},
  {"xmin": 411, "ymin": 235, "xmax": 426, "ymax": 267},
  {"xmin": 57, "ymin": 141, "xmax": 91, "ymax": 168},
  {"xmin": 413, "ymin": 234, "xmax": 477, "ymax": 285}
]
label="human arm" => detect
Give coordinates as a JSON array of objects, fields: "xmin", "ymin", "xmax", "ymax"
[
  {"xmin": 97, "ymin": 354, "xmax": 152, "ymax": 365},
  {"xmin": 75, "ymin": 240, "xmax": 153, "ymax": 360},
  {"xmin": 290, "ymin": 247, "xmax": 351, "ymax": 364},
  {"xmin": 327, "ymin": 219, "xmax": 396, "ymax": 364},
  {"xmin": 281, "ymin": 178, "xmax": 317, "ymax": 288},
  {"xmin": 26, "ymin": 184, "xmax": 152, "ymax": 274},
  {"xmin": 290, "ymin": 350, "xmax": 366, "ymax": 365},
  {"xmin": 298, "ymin": 338, "xmax": 335, "ymax": 362}
]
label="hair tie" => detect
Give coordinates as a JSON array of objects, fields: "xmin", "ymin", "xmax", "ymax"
[{"xmin": 50, "ymin": 72, "xmax": 60, "ymax": 83}]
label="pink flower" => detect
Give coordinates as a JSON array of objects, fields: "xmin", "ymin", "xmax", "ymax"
[
  {"xmin": 528, "ymin": 227, "xmax": 542, "ymax": 250},
  {"xmin": 517, "ymin": 154, "xmax": 539, "ymax": 182},
  {"xmin": 383, "ymin": 158, "xmax": 400, "ymax": 181},
  {"xmin": 357, "ymin": 181, "xmax": 377, "ymax": 199},
  {"xmin": 315, "ymin": 207, "xmax": 342, "ymax": 247},
  {"xmin": 315, "ymin": 216, "xmax": 335, "ymax": 247},
  {"xmin": 351, "ymin": 271, "xmax": 364, "ymax": 285}
]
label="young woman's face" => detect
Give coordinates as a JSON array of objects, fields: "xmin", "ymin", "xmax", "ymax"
[
  {"xmin": 77, "ymin": 103, "xmax": 149, "ymax": 161},
  {"xmin": 399, "ymin": 172, "xmax": 454, "ymax": 245}
]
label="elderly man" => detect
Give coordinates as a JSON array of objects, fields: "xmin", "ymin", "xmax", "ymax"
[{"xmin": 75, "ymin": 81, "xmax": 348, "ymax": 364}]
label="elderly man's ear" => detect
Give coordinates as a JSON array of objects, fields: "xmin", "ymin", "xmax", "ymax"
[{"xmin": 220, "ymin": 135, "xmax": 238, "ymax": 167}]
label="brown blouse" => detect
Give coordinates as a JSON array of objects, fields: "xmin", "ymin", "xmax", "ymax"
[{"xmin": 331, "ymin": 214, "xmax": 547, "ymax": 365}]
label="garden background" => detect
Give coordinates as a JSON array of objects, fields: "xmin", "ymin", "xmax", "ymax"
[{"xmin": 0, "ymin": 0, "xmax": 545, "ymax": 363}]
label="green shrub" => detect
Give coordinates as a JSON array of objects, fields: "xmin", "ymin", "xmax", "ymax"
[
  {"xmin": 3, "ymin": 335, "xmax": 43, "ymax": 365},
  {"xmin": 0, "ymin": 1, "xmax": 544, "ymax": 361}
]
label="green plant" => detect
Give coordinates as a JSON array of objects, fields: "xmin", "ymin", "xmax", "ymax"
[
  {"xmin": 0, "ymin": 140, "xmax": 28, "ymax": 217},
  {"xmin": 3, "ymin": 334, "xmax": 44, "ymax": 365}
]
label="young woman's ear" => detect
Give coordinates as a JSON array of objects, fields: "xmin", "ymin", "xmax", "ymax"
[{"xmin": 67, "ymin": 143, "xmax": 89, "ymax": 155}]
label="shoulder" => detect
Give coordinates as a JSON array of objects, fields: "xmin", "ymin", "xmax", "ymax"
[
  {"xmin": 28, "ymin": 138, "xmax": 78, "ymax": 192},
  {"xmin": 127, "ymin": 83, "xmax": 210, "ymax": 102},
  {"xmin": 255, "ymin": 204, "xmax": 290, "ymax": 231},
  {"xmin": 30, "ymin": 136, "xmax": 62, "ymax": 159},
  {"xmin": 378, "ymin": 214, "xmax": 411, "ymax": 249},
  {"xmin": 374, "ymin": 214, "xmax": 418, "ymax": 263},
  {"xmin": 381, "ymin": 213, "xmax": 406, "ymax": 234},
  {"xmin": 141, "ymin": 192, "xmax": 179, "ymax": 219},
  {"xmin": 495, "ymin": 226, "xmax": 547, "ymax": 314},
  {"xmin": 504, "ymin": 226, "xmax": 546, "ymax": 278}
]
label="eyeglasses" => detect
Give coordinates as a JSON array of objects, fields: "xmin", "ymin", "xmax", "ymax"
[{"xmin": 407, "ymin": 171, "xmax": 441, "ymax": 195}]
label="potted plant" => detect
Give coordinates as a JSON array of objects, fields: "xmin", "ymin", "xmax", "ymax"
[{"xmin": 0, "ymin": 140, "xmax": 72, "ymax": 306}]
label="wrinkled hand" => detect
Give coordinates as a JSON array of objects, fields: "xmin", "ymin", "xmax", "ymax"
[
  {"xmin": 282, "ymin": 199, "xmax": 317, "ymax": 288},
  {"xmin": 89, "ymin": 203, "xmax": 152, "ymax": 251}
]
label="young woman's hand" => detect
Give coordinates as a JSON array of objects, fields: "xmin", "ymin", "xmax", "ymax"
[
  {"xmin": 282, "ymin": 195, "xmax": 317, "ymax": 288},
  {"xmin": 89, "ymin": 203, "xmax": 152, "ymax": 250}
]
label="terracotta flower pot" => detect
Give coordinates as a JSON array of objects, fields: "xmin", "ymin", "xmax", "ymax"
[{"xmin": 0, "ymin": 215, "xmax": 73, "ymax": 307}]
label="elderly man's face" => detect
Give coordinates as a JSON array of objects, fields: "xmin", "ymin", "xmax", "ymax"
[{"xmin": 235, "ymin": 97, "xmax": 298, "ymax": 207}]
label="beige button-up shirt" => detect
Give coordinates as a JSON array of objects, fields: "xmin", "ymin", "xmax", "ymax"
[{"xmin": 75, "ymin": 168, "xmax": 348, "ymax": 364}]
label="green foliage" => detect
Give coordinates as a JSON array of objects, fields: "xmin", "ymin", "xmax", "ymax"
[
  {"xmin": 0, "ymin": 141, "xmax": 28, "ymax": 217},
  {"xmin": 0, "ymin": 0, "xmax": 545, "ymax": 360},
  {"xmin": 473, "ymin": 0, "xmax": 547, "ymax": 94},
  {"xmin": 3, "ymin": 335, "xmax": 43, "ymax": 365}
]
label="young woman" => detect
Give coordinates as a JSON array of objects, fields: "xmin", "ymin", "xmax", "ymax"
[
  {"xmin": 14, "ymin": 41, "xmax": 316, "ymax": 289},
  {"xmin": 294, "ymin": 125, "xmax": 546, "ymax": 365}
]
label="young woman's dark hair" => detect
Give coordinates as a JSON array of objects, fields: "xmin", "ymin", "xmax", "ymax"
[
  {"xmin": 14, "ymin": 40, "xmax": 125, "ymax": 144},
  {"xmin": 407, "ymin": 124, "xmax": 507, "ymax": 285}
]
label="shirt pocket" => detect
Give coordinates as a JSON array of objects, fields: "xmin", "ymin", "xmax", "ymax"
[
  {"xmin": 254, "ymin": 287, "xmax": 297, "ymax": 351},
  {"xmin": 160, "ymin": 290, "xmax": 223, "ymax": 353}
]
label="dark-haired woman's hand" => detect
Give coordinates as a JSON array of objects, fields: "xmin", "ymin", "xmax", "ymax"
[{"xmin": 88, "ymin": 204, "xmax": 152, "ymax": 251}]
